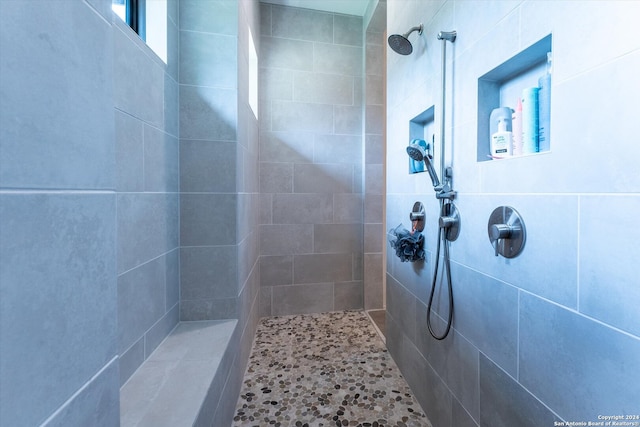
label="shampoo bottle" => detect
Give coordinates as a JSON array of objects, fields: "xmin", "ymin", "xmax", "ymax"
[
  {"xmin": 491, "ymin": 118, "xmax": 512, "ymax": 159},
  {"xmin": 537, "ymin": 52, "xmax": 552, "ymax": 152},
  {"xmin": 521, "ymin": 86, "xmax": 539, "ymax": 154},
  {"xmin": 512, "ymin": 98, "xmax": 523, "ymax": 156}
]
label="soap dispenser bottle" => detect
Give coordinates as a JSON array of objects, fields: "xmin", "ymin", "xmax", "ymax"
[{"xmin": 491, "ymin": 118, "xmax": 513, "ymax": 159}]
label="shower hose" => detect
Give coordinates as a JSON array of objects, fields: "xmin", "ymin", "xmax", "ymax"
[{"xmin": 426, "ymin": 200, "xmax": 454, "ymax": 340}]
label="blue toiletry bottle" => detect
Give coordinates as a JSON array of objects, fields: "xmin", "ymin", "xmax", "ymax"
[
  {"xmin": 521, "ymin": 87, "xmax": 539, "ymax": 154},
  {"xmin": 537, "ymin": 52, "xmax": 552, "ymax": 152}
]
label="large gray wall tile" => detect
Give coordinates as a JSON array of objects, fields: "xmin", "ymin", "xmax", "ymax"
[
  {"xmin": 260, "ymin": 255, "xmax": 293, "ymax": 287},
  {"xmin": 449, "ymin": 263, "xmax": 518, "ymax": 377},
  {"xmin": 364, "ymin": 253, "xmax": 383, "ymax": 309},
  {"xmin": 165, "ymin": 5, "xmax": 180, "ymax": 81},
  {"xmin": 294, "ymin": 253, "xmax": 353, "ymax": 284},
  {"xmin": 180, "ymin": 194, "xmax": 237, "ymax": 246},
  {"xmin": 118, "ymin": 193, "xmax": 179, "ymax": 273},
  {"xmin": 366, "ymin": 74, "xmax": 384, "ymax": 106},
  {"xmin": 180, "ymin": 139, "xmax": 237, "ymax": 193},
  {"xmin": 179, "ymin": 0, "xmax": 238, "ymax": 35},
  {"xmin": 396, "ymin": 334, "xmax": 453, "ymax": 427},
  {"xmin": 579, "ymin": 195, "xmax": 640, "ymax": 336},
  {"xmin": 271, "ymin": 101, "xmax": 334, "ymax": 132},
  {"xmin": 313, "ymin": 223, "xmax": 363, "ymax": 253},
  {"xmin": 144, "ymin": 125, "xmax": 179, "ymax": 192},
  {"xmin": 293, "ymin": 163, "xmax": 354, "ymax": 193},
  {"xmin": 145, "ymin": 305, "xmax": 179, "ymax": 359},
  {"xmin": 180, "ymin": 297, "xmax": 238, "ymax": 321},
  {"xmin": 0, "ymin": 194, "xmax": 116, "ymax": 427},
  {"xmin": 261, "ymin": 36, "xmax": 314, "ymax": 71},
  {"xmin": 334, "ymin": 105, "xmax": 363, "ymax": 135},
  {"xmin": 259, "ymin": 131, "xmax": 314, "ymax": 163},
  {"xmin": 334, "ymin": 281, "xmax": 363, "ymax": 310},
  {"xmin": 334, "ymin": 194, "xmax": 363, "ymax": 224},
  {"xmin": 364, "ymin": 164, "xmax": 383, "ymax": 195},
  {"xmin": 260, "ymin": 224, "xmax": 314, "ymax": 255},
  {"xmin": 314, "ymin": 134, "xmax": 362, "ymax": 164},
  {"xmin": 271, "ymin": 5, "xmax": 333, "ymax": 43},
  {"xmin": 260, "ymin": 162, "xmax": 293, "ymax": 193},
  {"xmin": 334, "ymin": 15, "xmax": 363, "ymax": 47},
  {"xmin": 115, "ymin": 109, "xmax": 144, "ymax": 192},
  {"xmin": 314, "ymin": 43, "xmax": 363, "ymax": 76},
  {"xmin": 113, "ymin": 24, "xmax": 164, "ymax": 128},
  {"xmin": 42, "ymin": 358, "xmax": 120, "ymax": 427},
  {"xmin": 293, "ymin": 72, "xmax": 354, "ymax": 105},
  {"xmin": 0, "ymin": 1, "xmax": 114, "ymax": 190},
  {"xmin": 364, "ymin": 193, "xmax": 382, "ymax": 223},
  {"xmin": 164, "ymin": 72, "xmax": 180, "ymax": 136},
  {"xmin": 260, "ymin": 67, "xmax": 293, "ymax": 101},
  {"xmin": 415, "ymin": 303, "xmax": 480, "ymax": 421},
  {"xmin": 180, "ymin": 85, "xmax": 237, "ymax": 141},
  {"xmin": 118, "ymin": 255, "xmax": 170, "ymax": 353},
  {"xmin": 180, "ymin": 31, "xmax": 237, "ymax": 88},
  {"xmin": 386, "ymin": 275, "xmax": 417, "ymax": 343},
  {"xmin": 271, "ymin": 283, "xmax": 334, "ymax": 315},
  {"xmin": 480, "ymin": 354, "xmax": 560, "ymax": 427},
  {"xmin": 365, "ymin": 43, "xmax": 384, "ymax": 74},
  {"xmin": 272, "ymin": 193, "xmax": 333, "ymax": 224},
  {"xmin": 520, "ymin": 293, "xmax": 640, "ymax": 420},
  {"xmin": 120, "ymin": 338, "xmax": 145, "ymax": 386},
  {"xmin": 180, "ymin": 246, "xmax": 238, "ymax": 300}
]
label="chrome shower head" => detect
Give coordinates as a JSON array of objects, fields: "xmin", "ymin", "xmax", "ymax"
[
  {"xmin": 406, "ymin": 143, "xmax": 440, "ymax": 188},
  {"xmin": 388, "ymin": 24, "xmax": 423, "ymax": 55}
]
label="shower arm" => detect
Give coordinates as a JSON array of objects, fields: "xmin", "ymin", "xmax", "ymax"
[{"xmin": 436, "ymin": 31, "xmax": 457, "ymax": 200}]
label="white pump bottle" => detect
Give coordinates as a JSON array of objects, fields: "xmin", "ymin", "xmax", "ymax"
[{"xmin": 491, "ymin": 118, "xmax": 513, "ymax": 159}]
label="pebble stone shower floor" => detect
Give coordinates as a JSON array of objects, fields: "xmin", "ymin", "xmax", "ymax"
[{"xmin": 232, "ymin": 311, "xmax": 431, "ymax": 427}]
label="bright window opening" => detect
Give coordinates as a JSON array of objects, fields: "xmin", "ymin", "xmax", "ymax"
[
  {"xmin": 248, "ymin": 28, "xmax": 258, "ymax": 119},
  {"xmin": 112, "ymin": 0, "xmax": 167, "ymax": 64}
]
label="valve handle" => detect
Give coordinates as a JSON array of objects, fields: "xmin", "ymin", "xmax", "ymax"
[{"xmin": 487, "ymin": 207, "xmax": 526, "ymax": 259}]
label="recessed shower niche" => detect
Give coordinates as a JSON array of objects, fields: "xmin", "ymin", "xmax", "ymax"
[
  {"xmin": 408, "ymin": 106, "xmax": 435, "ymax": 173},
  {"xmin": 477, "ymin": 34, "xmax": 552, "ymax": 162}
]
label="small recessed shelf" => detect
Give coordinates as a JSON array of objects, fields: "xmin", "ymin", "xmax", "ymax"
[
  {"xmin": 477, "ymin": 34, "xmax": 552, "ymax": 162},
  {"xmin": 410, "ymin": 106, "xmax": 435, "ymax": 156}
]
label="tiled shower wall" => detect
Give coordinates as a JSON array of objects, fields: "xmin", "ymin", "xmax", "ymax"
[
  {"xmin": 179, "ymin": 0, "xmax": 242, "ymax": 321},
  {"xmin": 258, "ymin": 4, "xmax": 365, "ymax": 316},
  {"xmin": 386, "ymin": 1, "xmax": 640, "ymax": 426},
  {"xmin": 115, "ymin": 1, "xmax": 180, "ymax": 386},
  {"xmin": 1, "ymin": 0, "xmax": 260, "ymax": 424},
  {"xmin": 178, "ymin": 0, "xmax": 262, "ymax": 421},
  {"xmin": 0, "ymin": 1, "xmax": 120, "ymax": 425},
  {"xmin": 363, "ymin": 0, "xmax": 386, "ymax": 310}
]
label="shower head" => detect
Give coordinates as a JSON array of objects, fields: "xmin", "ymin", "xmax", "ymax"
[
  {"xmin": 406, "ymin": 143, "xmax": 441, "ymax": 188},
  {"xmin": 388, "ymin": 24, "xmax": 423, "ymax": 55}
]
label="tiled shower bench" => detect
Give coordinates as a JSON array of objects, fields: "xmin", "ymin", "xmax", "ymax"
[{"xmin": 120, "ymin": 320, "xmax": 237, "ymax": 427}]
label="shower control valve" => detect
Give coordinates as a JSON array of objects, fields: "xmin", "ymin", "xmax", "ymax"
[
  {"xmin": 487, "ymin": 206, "xmax": 526, "ymax": 258},
  {"xmin": 439, "ymin": 202, "xmax": 460, "ymax": 242}
]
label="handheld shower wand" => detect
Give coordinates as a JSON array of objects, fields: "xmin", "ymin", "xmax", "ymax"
[
  {"xmin": 406, "ymin": 141, "xmax": 456, "ymax": 200},
  {"xmin": 406, "ymin": 142, "xmax": 440, "ymax": 189}
]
